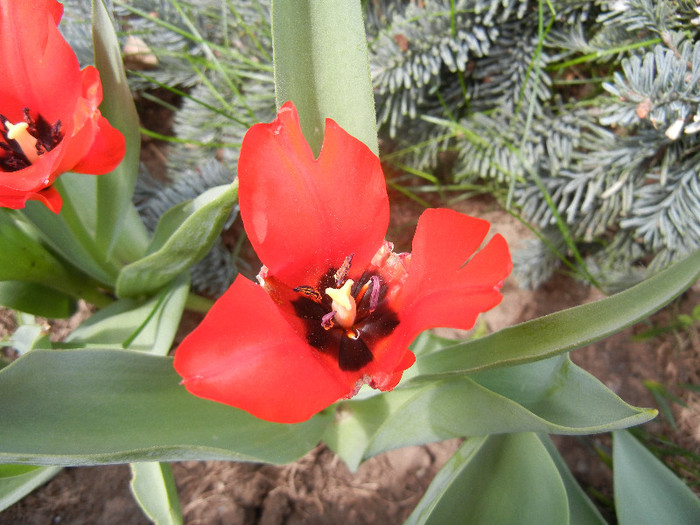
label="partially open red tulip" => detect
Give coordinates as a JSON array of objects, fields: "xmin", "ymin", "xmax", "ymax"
[
  {"xmin": 175, "ymin": 101, "xmax": 512, "ymax": 424},
  {"xmin": 0, "ymin": 0, "xmax": 125, "ymax": 213}
]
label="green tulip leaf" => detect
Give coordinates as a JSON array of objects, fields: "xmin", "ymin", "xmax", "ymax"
[
  {"xmin": 116, "ymin": 183, "xmax": 237, "ymax": 298},
  {"xmin": 613, "ymin": 429, "xmax": 700, "ymax": 525},
  {"xmin": 130, "ymin": 462, "xmax": 183, "ymax": 525},
  {"xmin": 323, "ymin": 389, "xmax": 390, "ymax": 472},
  {"xmin": 0, "ymin": 211, "xmax": 78, "ymax": 286},
  {"xmin": 405, "ymin": 433, "xmax": 569, "ymax": 525},
  {"xmin": 67, "ymin": 273, "xmax": 189, "ymax": 355},
  {"xmin": 539, "ymin": 436, "xmax": 607, "ymax": 525},
  {"xmin": 0, "ymin": 210, "xmax": 111, "ymax": 306},
  {"xmin": 326, "ymin": 356, "xmax": 654, "ymax": 469},
  {"xmin": 0, "ymin": 464, "xmax": 62, "ymax": 512},
  {"xmin": 0, "ymin": 349, "xmax": 329, "ymax": 465},
  {"xmin": 410, "ymin": 331, "xmax": 460, "ymax": 359},
  {"xmin": 0, "ymin": 281, "xmax": 76, "ymax": 319},
  {"xmin": 92, "ymin": 0, "xmax": 150, "ymax": 260},
  {"xmin": 271, "ymin": 0, "xmax": 378, "ymax": 155},
  {"xmin": 0, "ymin": 465, "xmax": 40, "ymax": 478},
  {"xmin": 408, "ymin": 249, "xmax": 700, "ymax": 381},
  {"xmin": 22, "ymin": 180, "xmax": 118, "ymax": 286}
]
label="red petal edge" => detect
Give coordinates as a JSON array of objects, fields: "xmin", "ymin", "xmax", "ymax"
[
  {"xmin": 398, "ymin": 208, "xmax": 512, "ymax": 339},
  {"xmin": 69, "ymin": 115, "xmax": 126, "ymax": 175},
  {"xmin": 0, "ymin": 185, "xmax": 62, "ymax": 214},
  {"xmin": 174, "ymin": 276, "xmax": 355, "ymax": 424},
  {"xmin": 238, "ymin": 101, "xmax": 389, "ymax": 287}
]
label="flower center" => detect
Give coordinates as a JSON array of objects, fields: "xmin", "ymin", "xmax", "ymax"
[
  {"xmin": 0, "ymin": 109, "xmax": 63, "ymax": 172},
  {"xmin": 286, "ymin": 255, "xmax": 399, "ymax": 371}
]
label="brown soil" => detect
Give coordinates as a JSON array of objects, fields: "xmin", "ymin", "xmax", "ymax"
[{"xmin": 2, "ymin": 198, "xmax": 699, "ymax": 524}]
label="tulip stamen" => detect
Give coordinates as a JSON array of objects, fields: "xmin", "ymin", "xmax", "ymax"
[
  {"xmin": 368, "ymin": 275, "xmax": 381, "ymax": 313},
  {"xmin": 325, "ymin": 279, "xmax": 357, "ymax": 329},
  {"xmin": 4, "ymin": 121, "xmax": 39, "ymax": 163},
  {"xmin": 334, "ymin": 253, "xmax": 354, "ymax": 286},
  {"xmin": 321, "ymin": 310, "xmax": 336, "ymax": 329}
]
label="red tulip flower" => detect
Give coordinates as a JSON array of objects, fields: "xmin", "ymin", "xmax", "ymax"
[
  {"xmin": 174, "ymin": 102, "xmax": 512, "ymax": 424},
  {"xmin": 0, "ymin": 0, "xmax": 125, "ymax": 213}
]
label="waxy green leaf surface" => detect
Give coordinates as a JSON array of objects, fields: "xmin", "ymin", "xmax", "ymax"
[
  {"xmin": 0, "ymin": 210, "xmax": 108, "ymax": 304},
  {"xmin": 130, "ymin": 462, "xmax": 183, "ymax": 525},
  {"xmin": 405, "ymin": 433, "xmax": 569, "ymax": 525},
  {"xmin": 0, "ymin": 465, "xmax": 62, "ymax": 512},
  {"xmin": 67, "ymin": 273, "xmax": 189, "ymax": 354},
  {"xmin": 92, "ymin": 0, "xmax": 150, "ymax": 261},
  {"xmin": 614, "ymin": 430, "xmax": 700, "ymax": 525},
  {"xmin": 325, "ymin": 356, "xmax": 654, "ymax": 470},
  {"xmin": 0, "ymin": 349, "xmax": 330, "ymax": 466},
  {"xmin": 539, "ymin": 436, "xmax": 608, "ymax": 525},
  {"xmin": 271, "ymin": 0, "xmax": 377, "ymax": 155},
  {"xmin": 116, "ymin": 183, "xmax": 237, "ymax": 297},
  {"xmin": 0, "ymin": 281, "xmax": 75, "ymax": 319}
]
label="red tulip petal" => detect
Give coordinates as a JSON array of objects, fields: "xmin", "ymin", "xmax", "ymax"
[
  {"xmin": 399, "ymin": 208, "xmax": 512, "ymax": 339},
  {"xmin": 0, "ymin": 1, "xmax": 82, "ymax": 122},
  {"xmin": 0, "ymin": 184, "xmax": 62, "ymax": 213},
  {"xmin": 30, "ymin": 185, "xmax": 63, "ymax": 213},
  {"xmin": 54, "ymin": 66, "xmax": 120, "ymax": 174},
  {"xmin": 367, "ymin": 344, "xmax": 416, "ymax": 391},
  {"xmin": 238, "ymin": 102, "xmax": 389, "ymax": 287},
  {"xmin": 174, "ymin": 276, "xmax": 356, "ymax": 424},
  {"xmin": 69, "ymin": 115, "xmax": 125, "ymax": 175},
  {"xmin": 0, "ymin": 146, "xmax": 63, "ymax": 192}
]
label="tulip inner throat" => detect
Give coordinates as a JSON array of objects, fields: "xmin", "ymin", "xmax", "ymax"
[
  {"xmin": 0, "ymin": 109, "xmax": 63, "ymax": 172},
  {"xmin": 290, "ymin": 258, "xmax": 398, "ymax": 372}
]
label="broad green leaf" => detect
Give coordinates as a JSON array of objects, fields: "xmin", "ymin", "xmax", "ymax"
[
  {"xmin": 272, "ymin": 0, "xmax": 378, "ymax": 155},
  {"xmin": 22, "ymin": 177, "xmax": 118, "ymax": 285},
  {"xmin": 406, "ymin": 433, "xmax": 569, "ymax": 525},
  {"xmin": 613, "ymin": 430, "xmax": 700, "ymax": 525},
  {"xmin": 0, "ymin": 464, "xmax": 62, "ymax": 512},
  {"xmin": 130, "ymin": 462, "xmax": 182, "ymax": 525},
  {"xmin": 470, "ymin": 356, "xmax": 651, "ymax": 430},
  {"xmin": 323, "ymin": 400, "xmax": 388, "ymax": 472},
  {"xmin": 327, "ymin": 356, "xmax": 654, "ymax": 468},
  {"xmin": 67, "ymin": 273, "xmax": 188, "ymax": 355},
  {"xmin": 92, "ymin": 0, "xmax": 150, "ymax": 260},
  {"xmin": 409, "ymin": 249, "xmax": 700, "ymax": 381},
  {"xmin": 539, "ymin": 436, "xmax": 608, "ymax": 525},
  {"xmin": 0, "ymin": 210, "xmax": 110, "ymax": 306},
  {"xmin": 0, "ymin": 281, "xmax": 75, "ymax": 319},
  {"xmin": 0, "ymin": 211, "xmax": 77, "ymax": 285},
  {"xmin": 0, "ymin": 465, "xmax": 40, "ymax": 478},
  {"xmin": 410, "ymin": 331, "xmax": 459, "ymax": 359},
  {"xmin": 0, "ymin": 349, "xmax": 329, "ymax": 465},
  {"xmin": 116, "ymin": 183, "xmax": 237, "ymax": 297}
]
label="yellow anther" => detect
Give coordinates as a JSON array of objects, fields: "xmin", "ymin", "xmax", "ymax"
[
  {"xmin": 4, "ymin": 120, "xmax": 38, "ymax": 163},
  {"xmin": 325, "ymin": 279, "xmax": 357, "ymax": 329}
]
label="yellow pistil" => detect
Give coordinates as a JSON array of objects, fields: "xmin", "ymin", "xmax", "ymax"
[
  {"xmin": 325, "ymin": 279, "xmax": 357, "ymax": 329},
  {"xmin": 5, "ymin": 121, "xmax": 38, "ymax": 163}
]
